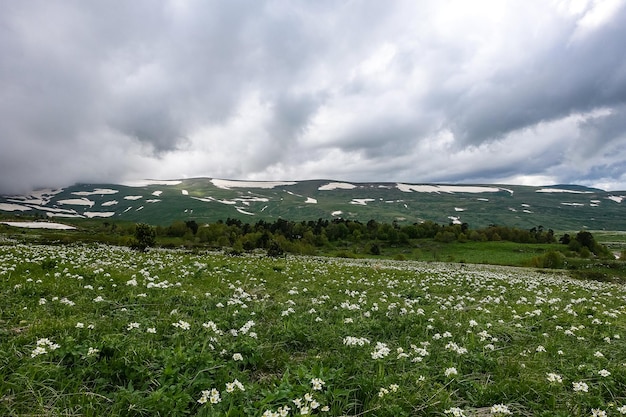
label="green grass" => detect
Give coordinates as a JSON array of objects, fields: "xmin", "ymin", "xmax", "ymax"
[{"xmin": 2, "ymin": 243, "xmax": 626, "ymax": 416}]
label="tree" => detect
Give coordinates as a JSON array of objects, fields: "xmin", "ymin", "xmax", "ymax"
[{"xmin": 132, "ymin": 223, "xmax": 156, "ymax": 252}]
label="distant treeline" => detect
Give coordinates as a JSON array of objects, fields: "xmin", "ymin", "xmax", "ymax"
[{"xmin": 145, "ymin": 218, "xmax": 563, "ymax": 255}]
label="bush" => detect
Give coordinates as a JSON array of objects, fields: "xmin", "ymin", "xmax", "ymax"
[{"xmin": 131, "ymin": 223, "xmax": 156, "ymax": 252}]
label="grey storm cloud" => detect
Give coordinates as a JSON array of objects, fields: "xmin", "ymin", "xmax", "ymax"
[{"xmin": 1, "ymin": 0, "xmax": 626, "ymax": 194}]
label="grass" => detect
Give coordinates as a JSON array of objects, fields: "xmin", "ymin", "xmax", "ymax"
[{"xmin": 1, "ymin": 243, "xmax": 626, "ymax": 416}]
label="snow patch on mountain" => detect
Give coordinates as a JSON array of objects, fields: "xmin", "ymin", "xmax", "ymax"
[
  {"xmin": 397, "ymin": 184, "xmax": 511, "ymax": 194},
  {"xmin": 211, "ymin": 179, "xmax": 297, "ymax": 189},
  {"xmin": 319, "ymin": 182, "xmax": 357, "ymax": 191}
]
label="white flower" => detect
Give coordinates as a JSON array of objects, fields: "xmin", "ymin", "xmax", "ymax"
[
  {"xmin": 343, "ymin": 336, "xmax": 370, "ymax": 346},
  {"xmin": 87, "ymin": 347, "xmax": 100, "ymax": 356},
  {"xmin": 445, "ymin": 367, "xmax": 458, "ymax": 377},
  {"xmin": 445, "ymin": 407, "xmax": 467, "ymax": 417},
  {"xmin": 490, "ymin": 403, "xmax": 512, "ymax": 415},
  {"xmin": 146, "ymin": 327, "xmax": 156, "ymax": 333},
  {"xmin": 371, "ymin": 342, "xmax": 390, "ymax": 359},
  {"xmin": 311, "ymin": 378, "xmax": 325, "ymax": 390},
  {"xmin": 232, "ymin": 353, "xmax": 243, "ymax": 361},
  {"xmin": 75, "ymin": 322, "xmax": 84, "ymax": 328},
  {"xmin": 225, "ymin": 379, "xmax": 245, "ymax": 393},
  {"xmin": 617, "ymin": 405, "xmax": 626, "ymax": 414},
  {"xmin": 572, "ymin": 381, "xmax": 588, "ymax": 392},
  {"xmin": 546, "ymin": 373, "xmax": 562, "ymax": 383},
  {"xmin": 598, "ymin": 369, "xmax": 611, "ymax": 377},
  {"xmin": 594, "ymin": 351, "xmax": 605, "ymax": 358},
  {"xmin": 172, "ymin": 320, "xmax": 190, "ymax": 330},
  {"xmin": 127, "ymin": 322, "xmax": 140, "ymax": 330},
  {"xmin": 592, "ymin": 409, "xmax": 607, "ymax": 417}
]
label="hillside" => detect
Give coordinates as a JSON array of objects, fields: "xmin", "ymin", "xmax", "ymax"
[{"xmin": 1, "ymin": 178, "xmax": 625, "ymax": 230}]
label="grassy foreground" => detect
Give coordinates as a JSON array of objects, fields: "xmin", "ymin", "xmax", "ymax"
[{"xmin": 1, "ymin": 242, "xmax": 626, "ymax": 416}]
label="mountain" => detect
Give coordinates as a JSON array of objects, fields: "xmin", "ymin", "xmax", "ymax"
[{"xmin": 1, "ymin": 178, "xmax": 625, "ymax": 230}]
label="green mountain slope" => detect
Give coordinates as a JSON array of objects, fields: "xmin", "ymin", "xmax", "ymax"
[{"xmin": 1, "ymin": 178, "xmax": 625, "ymax": 230}]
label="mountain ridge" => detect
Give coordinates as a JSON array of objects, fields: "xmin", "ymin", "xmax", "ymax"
[{"xmin": 1, "ymin": 178, "xmax": 625, "ymax": 230}]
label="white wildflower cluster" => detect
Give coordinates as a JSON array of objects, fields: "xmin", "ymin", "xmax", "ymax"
[
  {"xmin": 444, "ymin": 367, "xmax": 458, "ymax": 377},
  {"xmin": 172, "ymin": 320, "xmax": 191, "ymax": 330},
  {"xmin": 197, "ymin": 388, "xmax": 221, "ymax": 404},
  {"xmin": 371, "ymin": 342, "xmax": 391, "ymax": 359},
  {"xmin": 31, "ymin": 338, "xmax": 60, "ymax": 358},
  {"xmin": 378, "ymin": 383, "xmax": 399, "ymax": 398},
  {"xmin": 546, "ymin": 372, "xmax": 563, "ymax": 383},
  {"xmin": 572, "ymin": 381, "xmax": 588, "ymax": 392},
  {"xmin": 225, "ymin": 379, "xmax": 245, "ymax": 393},
  {"xmin": 445, "ymin": 341, "xmax": 468, "ymax": 355},
  {"xmin": 343, "ymin": 336, "xmax": 371, "ymax": 346},
  {"xmin": 202, "ymin": 320, "xmax": 224, "ymax": 335},
  {"xmin": 127, "ymin": 322, "xmax": 140, "ymax": 331},
  {"xmin": 311, "ymin": 378, "xmax": 325, "ymax": 391},
  {"xmin": 445, "ymin": 406, "xmax": 467, "ymax": 416},
  {"xmin": 87, "ymin": 347, "xmax": 100, "ymax": 357},
  {"xmin": 490, "ymin": 403, "xmax": 512, "ymax": 415},
  {"xmin": 262, "ymin": 378, "xmax": 328, "ymax": 416}
]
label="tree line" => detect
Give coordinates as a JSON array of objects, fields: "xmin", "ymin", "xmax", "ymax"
[{"xmin": 127, "ymin": 218, "xmax": 609, "ymax": 258}]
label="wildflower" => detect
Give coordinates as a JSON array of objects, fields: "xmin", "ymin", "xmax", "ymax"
[
  {"xmin": 127, "ymin": 322, "xmax": 140, "ymax": 330},
  {"xmin": 490, "ymin": 404, "xmax": 512, "ymax": 415},
  {"xmin": 617, "ymin": 405, "xmax": 626, "ymax": 414},
  {"xmin": 445, "ymin": 407, "xmax": 467, "ymax": 416},
  {"xmin": 38, "ymin": 298, "xmax": 46, "ymax": 305},
  {"xmin": 378, "ymin": 387, "xmax": 389, "ymax": 397},
  {"xmin": 572, "ymin": 381, "xmax": 589, "ymax": 392},
  {"xmin": 371, "ymin": 342, "xmax": 390, "ymax": 359},
  {"xmin": 546, "ymin": 373, "xmax": 562, "ymax": 383},
  {"xmin": 598, "ymin": 369, "xmax": 611, "ymax": 377},
  {"xmin": 591, "ymin": 409, "xmax": 607, "ymax": 417},
  {"xmin": 31, "ymin": 338, "xmax": 60, "ymax": 358},
  {"xmin": 232, "ymin": 353, "xmax": 243, "ymax": 361},
  {"xmin": 75, "ymin": 322, "xmax": 84, "ymax": 328},
  {"xmin": 208, "ymin": 388, "xmax": 221, "ymax": 404},
  {"xmin": 445, "ymin": 367, "xmax": 458, "ymax": 377},
  {"xmin": 87, "ymin": 347, "xmax": 100, "ymax": 356},
  {"xmin": 311, "ymin": 378, "xmax": 325, "ymax": 391},
  {"xmin": 226, "ymin": 379, "xmax": 245, "ymax": 392},
  {"xmin": 536, "ymin": 345, "xmax": 546, "ymax": 353},
  {"xmin": 594, "ymin": 351, "xmax": 605, "ymax": 358},
  {"xmin": 93, "ymin": 296, "xmax": 104, "ymax": 303},
  {"xmin": 343, "ymin": 336, "xmax": 370, "ymax": 346},
  {"xmin": 172, "ymin": 320, "xmax": 190, "ymax": 330},
  {"xmin": 321, "ymin": 405, "xmax": 330, "ymax": 412},
  {"xmin": 146, "ymin": 327, "xmax": 156, "ymax": 333}
]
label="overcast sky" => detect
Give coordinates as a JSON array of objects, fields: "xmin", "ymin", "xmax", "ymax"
[{"xmin": 1, "ymin": 0, "xmax": 626, "ymax": 194}]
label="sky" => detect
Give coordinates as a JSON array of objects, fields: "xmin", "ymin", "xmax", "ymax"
[{"xmin": 1, "ymin": 0, "xmax": 626, "ymax": 194}]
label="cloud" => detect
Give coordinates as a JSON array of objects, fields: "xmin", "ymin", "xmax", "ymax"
[{"xmin": 1, "ymin": 0, "xmax": 626, "ymax": 194}]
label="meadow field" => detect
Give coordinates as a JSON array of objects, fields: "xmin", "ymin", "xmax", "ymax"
[{"xmin": 1, "ymin": 241, "xmax": 626, "ymax": 416}]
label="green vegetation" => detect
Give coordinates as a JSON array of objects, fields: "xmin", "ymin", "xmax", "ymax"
[
  {"xmin": 1, "ymin": 244, "xmax": 626, "ymax": 416},
  {"xmin": 3, "ymin": 216, "xmax": 622, "ymax": 284}
]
